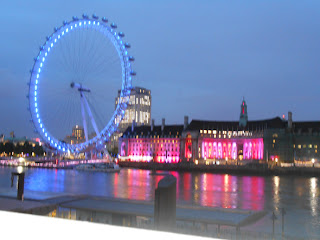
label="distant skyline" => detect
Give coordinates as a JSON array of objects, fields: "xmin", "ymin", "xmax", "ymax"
[{"xmin": 1, "ymin": 0, "xmax": 320, "ymax": 138}]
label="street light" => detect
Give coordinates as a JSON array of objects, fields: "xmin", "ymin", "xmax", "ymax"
[
  {"xmin": 275, "ymin": 157, "xmax": 278, "ymax": 166},
  {"xmin": 312, "ymin": 158, "xmax": 315, "ymax": 167}
]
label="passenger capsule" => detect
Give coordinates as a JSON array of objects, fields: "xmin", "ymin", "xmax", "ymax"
[
  {"xmin": 128, "ymin": 56, "xmax": 135, "ymax": 62},
  {"xmin": 72, "ymin": 16, "xmax": 78, "ymax": 21},
  {"xmin": 40, "ymin": 46, "xmax": 44, "ymax": 51},
  {"xmin": 102, "ymin": 17, "xmax": 108, "ymax": 23},
  {"xmin": 54, "ymin": 27, "xmax": 59, "ymax": 32},
  {"xmin": 125, "ymin": 43, "xmax": 131, "ymax": 48},
  {"xmin": 92, "ymin": 14, "xmax": 98, "ymax": 19},
  {"xmin": 63, "ymin": 20, "xmax": 68, "ymax": 26},
  {"xmin": 119, "ymin": 32, "xmax": 125, "ymax": 37},
  {"xmin": 111, "ymin": 23, "xmax": 117, "ymax": 28},
  {"xmin": 82, "ymin": 14, "xmax": 88, "ymax": 19},
  {"xmin": 130, "ymin": 71, "xmax": 136, "ymax": 76}
]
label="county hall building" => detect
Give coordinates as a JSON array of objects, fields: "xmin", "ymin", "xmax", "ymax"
[{"xmin": 119, "ymin": 99, "xmax": 320, "ymax": 165}]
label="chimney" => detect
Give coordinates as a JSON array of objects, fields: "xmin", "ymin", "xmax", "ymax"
[
  {"xmin": 151, "ymin": 119, "xmax": 155, "ymax": 132},
  {"xmin": 161, "ymin": 118, "xmax": 165, "ymax": 132},
  {"xmin": 131, "ymin": 120, "xmax": 135, "ymax": 132},
  {"xmin": 184, "ymin": 116, "xmax": 188, "ymax": 130},
  {"xmin": 288, "ymin": 111, "xmax": 292, "ymax": 129}
]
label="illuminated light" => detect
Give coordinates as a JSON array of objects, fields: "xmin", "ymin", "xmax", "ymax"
[
  {"xmin": 36, "ymin": 80, "xmax": 38, "ymax": 84},
  {"xmin": 275, "ymin": 157, "xmax": 278, "ymax": 163},
  {"xmin": 217, "ymin": 161, "xmax": 220, "ymax": 165},
  {"xmin": 93, "ymin": 21, "xmax": 95, "ymax": 25},
  {"xmin": 79, "ymin": 22, "xmax": 82, "ymax": 26},
  {"xmin": 42, "ymin": 57, "xmax": 45, "ymax": 62},
  {"xmin": 195, "ymin": 160, "xmax": 198, "ymax": 165},
  {"xmin": 42, "ymin": 129, "xmax": 44, "ymax": 132},
  {"xmin": 40, "ymin": 124, "xmax": 42, "ymax": 128},
  {"xmin": 70, "ymin": 26, "xmax": 73, "ymax": 30},
  {"xmin": 38, "ymin": 68, "xmax": 41, "ymax": 73},
  {"xmin": 75, "ymin": 24, "xmax": 77, "ymax": 27},
  {"xmin": 35, "ymin": 108, "xmax": 38, "ymax": 113},
  {"xmin": 34, "ymin": 103, "xmax": 37, "ymax": 107},
  {"xmin": 36, "ymin": 114, "xmax": 39, "ymax": 119},
  {"xmin": 88, "ymin": 21, "xmax": 91, "ymax": 24},
  {"xmin": 54, "ymin": 39, "xmax": 57, "ymax": 43},
  {"xmin": 312, "ymin": 158, "xmax": 315, "ymax": 164},
  {"xmin": 51, "ymin": 43, "xmax": 53, "ymax": 47},
  {"xmin": 97, "ymin": 22, "xmax": 100, "ymax": 25},
  {"xmin": 40, "ymin": 63, "xmax": 42, "ymax": 67},
  {"xmin": 62, "ymin": 31, "xmax": 64, "ymax": 35},
  {"xmin": 45, "ymin": 133, "xmax": 47, "ymax": 137},
  {"xmin": 45, "ymin": 52, "xmax": 47, "ymax": 56},
  {"xmin": 35, "ymin": 86, "xmax": 37, "ymax": 90},
  {"xmin": 84, "ymin": 21, "xmax": 86, "ymax": 25},
  {"xmin": 66, "ymin": 28, "xmax": 68, "ymax": 32},
  {"xmin": 37, "ymin": 74, "xmax": 39, "ymax": 78},
  {"xmin": 48, "ymin": 47, "xmax": 50, "ymax": 52}
]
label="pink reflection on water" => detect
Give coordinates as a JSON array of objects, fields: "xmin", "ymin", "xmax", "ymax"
[{"xmin": 241, "ymin": 176, "xmax": 265, "ymax": 210}]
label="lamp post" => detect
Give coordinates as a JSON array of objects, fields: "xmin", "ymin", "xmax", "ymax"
[
  {"xmin": 312, "ymin": 158, "xmax": 315, "ymax": 167},
  {"xmin": 271, "ymin": 211, "xmax": 277, "ymax": 239},
  {"xmin": 281, "ymin": 208, "xmax": 286, "ymax": 239},
  {"xmin": 275, "ymin": 157, "xmax": 278, "ymax": 167}
]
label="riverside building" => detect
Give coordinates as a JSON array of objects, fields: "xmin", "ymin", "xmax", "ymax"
[{"xmin": 119, "ymin": 99, "xmax": 320, "ymax": 165}]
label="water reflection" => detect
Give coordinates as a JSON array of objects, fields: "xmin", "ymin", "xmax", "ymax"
[
  {"xmin": 310, "ymin": 177, "xmax": 318, "ymax": 217},
  {"xmin": 273, "ymin": 176, "xmax": 280, "ymax": 211}
]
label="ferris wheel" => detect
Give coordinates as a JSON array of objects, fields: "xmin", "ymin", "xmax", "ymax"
[{"xmin": 27, "ymin": 14, "xmax": 135, "ymax": 154}]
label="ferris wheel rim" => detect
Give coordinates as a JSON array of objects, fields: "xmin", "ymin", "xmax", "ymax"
[{"xmin": 28, "ymin": 14, "xmax": 135, "ymax": 153}]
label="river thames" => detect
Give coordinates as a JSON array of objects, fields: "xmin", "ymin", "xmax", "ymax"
[{"xmin": 0, "ymin": 166, "xmax": 319, "ymax": 239}]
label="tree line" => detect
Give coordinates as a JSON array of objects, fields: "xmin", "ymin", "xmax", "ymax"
[{"xmin": 0, "ymin": 141, "xmax": 45, "ymax": 156}]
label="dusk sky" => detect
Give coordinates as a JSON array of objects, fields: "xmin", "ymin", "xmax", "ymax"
[{"xmin": 1, "ymin": 0, "xmax": 320, "ymax": 138}]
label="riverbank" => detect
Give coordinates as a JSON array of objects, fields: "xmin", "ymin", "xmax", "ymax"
[{"xmin": 118, "ymin": 161, "xmax": 320, "ymax": 177}]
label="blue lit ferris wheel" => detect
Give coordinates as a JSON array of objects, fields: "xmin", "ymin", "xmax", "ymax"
[{"xmin": 28, "ymin": 14, "xmax": 135, "ymax": 154}]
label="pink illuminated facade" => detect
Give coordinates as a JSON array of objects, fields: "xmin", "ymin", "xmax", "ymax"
[{"xmin": 119, "ymin": 122, "xmax": 183, "ymax": 163}]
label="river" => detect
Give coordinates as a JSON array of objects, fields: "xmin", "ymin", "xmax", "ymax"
[{"xmin": 0, "ymin": 166, "xmax": 319, "ymax": 239}]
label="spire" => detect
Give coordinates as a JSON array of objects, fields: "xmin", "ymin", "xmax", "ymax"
[{"xmin": 239, "ymin": 98, "xmax": 248, "ymax": 128}]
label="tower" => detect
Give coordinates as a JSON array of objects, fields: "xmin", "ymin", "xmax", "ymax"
[{"xmin": 239, "ymin": 97, "xmax": 248, "ymax": 128}]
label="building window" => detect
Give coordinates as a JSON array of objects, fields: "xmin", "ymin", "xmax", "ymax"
[
  {"xmin": 298, "ymin": 145, "xmax": 301, "ymax": 149},
  {"xmin": 315, "ymin": 145, "xmax": 318, "ymax": 149},
  {"xmin": 309, "ymin": 144, "xmax": 312, "ymax": 148},
  {"xmin": 303, "ymin": 145, "xmax": 306, "ymax": 148}
]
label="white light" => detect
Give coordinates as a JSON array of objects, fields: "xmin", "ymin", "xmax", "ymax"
[
  {"xmin": 37, "ymin": 74, "xmax": 39, "ymax": 78},
  {"xmin": 48, "ymin": 47, "xmax": 50, "ymax": 52},
  {"xmin": 62, "ymin": 31, "xmax": 64, "ymax": 35},
  {"xmin": 75, "ymin": 24, "xmax": 77, "ymax": 27},
  {"xmin": 36, "ymin": 80, "xmax": 38, "ymax": 84},
  {"xmin": 66, "ymin": 28, "xmax": 68, "ymax": 32},
  {"xmin": 45, "ymin": 52, "xmax": 47, "ymax": 56},
  {"xmin": 17, "ymin": 166, "xmax": 23, "ymax": 174},
  {"xmin": 42, "ymin": 129, "xmax": 44, "ymax": 132},
  {"xmin": 38, "ymin": 68, "xmax": 41, "ymax": 73},
  {"xmin": 35, "ymin": 86, "xmax": 37, "ymax": 90},
  {"xmin": 36, "ymin": 114, "xmax": 39, "ymax": 118},
  {"xmin": 40, "ymin": 124, "xmax": 42, "ymax": 128},
  {"xmin": 58, "ymin": 35, "xmax": 60, "ymax": 39},
  {"xmin": 312, "ymin": 158, "xmax": 315, "ymax": 164},
  {"xmin": 34, "ymin": 97, "xmax": 37, "ymax": 101},
  {"xmin": 71, "ymin": 26, "xmax": 73, "ymax": 30},
  {"xmin": 42, "ymin": 57, "xmax": 45, "ymax": 62},
  {"xmin": 40, "ymin": 63, "xmax": 43, "ymax": 67},
  {"xmin": 79, "ymin": 22, "xmax": 82, "ymax": 26},
  {"xmin": 54, "ymin": 39, "xmax": 57, "ymax": 43},
  {"xmin": 35, "ymin": 103, "xmax": 37, "ymax": 107},
  {"xmin": 45, "ymin": 133, "xmax": 47, "ymax": 137}
]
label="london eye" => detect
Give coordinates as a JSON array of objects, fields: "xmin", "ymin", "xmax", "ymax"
[{"xmin": 27, "ymin": 14, "xmax": 135, "ymax": 154}]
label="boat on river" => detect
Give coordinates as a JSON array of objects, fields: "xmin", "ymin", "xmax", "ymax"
[{"xmin": 75, "ymin": 162, "xmax": 120, "ymax": 173}]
